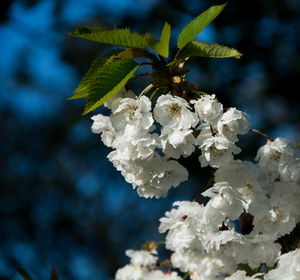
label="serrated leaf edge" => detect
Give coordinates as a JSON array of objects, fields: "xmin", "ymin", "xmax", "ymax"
[
  {"xmin": 82, "ymin": 62, "xmax": 139, "ymax": 115},
  {"xmin": 177, "ymin": 3, "xmax": 227, "ymax": 49}
]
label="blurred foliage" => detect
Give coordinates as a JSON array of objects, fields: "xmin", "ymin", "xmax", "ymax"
[{"xmin": 0, "ymin": 0, "xmax": 299, "ymax": 279}]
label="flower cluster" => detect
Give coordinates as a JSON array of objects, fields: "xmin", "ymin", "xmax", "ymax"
[
  {"xmin": 92, "ymin": 89, "xmax": 250, "ymax": 198},
  {"xmin": 193, "ymin": 95, "xmax": 250, "ymax": 168},
  {"xmin": 92, "ymin": 88, "xmax": 191, "ymax": 198},
  {"xmin": 91, "ymin": 87, "xmax": 300, "ymax": 279},
  {"xmin": 157, "ymin": 135, "xmax": 300, "ymax": 279},
  {"xmin": 69, "ymin": 5, "xmax": 299, "ymax": 278}
]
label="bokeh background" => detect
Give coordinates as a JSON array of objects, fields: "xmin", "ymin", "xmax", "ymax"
[{"xmin": 1, "ymin": 0, "xmax": 299, "ymax": 279}]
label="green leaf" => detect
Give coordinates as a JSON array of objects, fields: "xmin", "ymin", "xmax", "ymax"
[
  {"xmin": 69, "ymin": 56, "xmax": 109, "ymax": 99},
  {"xmin": 178, "ymin": 40, "xmax": 242, "ymax": 59},
  {"xmin": 83, "ymin": 58, "xmax": 139, "ymax": 114},
  {"xmin": 160, "ymin": 22, "xmax": 171, "ymax": 51},
  {"xmin": 49, "ymin": 267, "xmax": 58, "ymax": 280},
  {"xmin": 67, "ymin": 47, "xmax": 147, "ymax": 101},
  {"xmin": 177, "ymin": 3, "xmax": 227, "ymax": 49},
  {"xmin": 146, "ymin": 22, "xmax": 171, "ymax": 57},
  {"xmin": 68, "ymin": 27, "xmax": 147, "ymax": 49},
  {"xmin": 117, "ymin": 48, "xmax": 150, "ymax": 59},
  {"xmin": 104, "ymin": 48, "xmax": 151, "ymax": 60},
  {"xmin": 102, "ymin": 48, "xmax": 150, "ymax": 60},
  {"xmin": 16, "ymin": 268, "xmax": 33, "ymax": 280}
]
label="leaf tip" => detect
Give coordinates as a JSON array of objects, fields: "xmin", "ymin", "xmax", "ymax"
[
  {"xmin": 66, "ymin": 94, "xmax": 85, "ymax": 100},
  {"xmin": 82, "ymin": 106, "xmax": 91, "ymax": 115},
  {"xmin": 216, "ymin": 2, "xmax": 228, "ymax": 9},
  {"xmin": 234, "ymin": 51, "xmax": 243, "ymax": 59}
]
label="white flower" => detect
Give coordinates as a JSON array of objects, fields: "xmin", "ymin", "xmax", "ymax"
[
  {"xmin": 160, "ymin": 127, "xmax": 196, "ymax": 159},
  {"xmin": 223, "ymin": 234, "xmax": 281, "ymax": 269},
  {"xmin": 201, "ymin": 229, "xmax": 243, "ymax": 254},
  {"xmin": 197, "ymin": 124, "xmax": 241, "ymax": 168},
  {"xmin": 112, "ymin": 131, "xmax": 160, "ymax": 161},
  {"xmin": 110, "ymin": 96, "xmax": 153, "ymax": 133},
  {"xmin": 255, "ymin": 137, "xmax": 299, "ymax": 181},
  {"xmin": 264, "ymin": 249, "xmax": 300, "ymax": 280},
  {"xmin": 217, "ymin": 108, "xmax": 250, "ymax": 142},
  {"xmin": 280, "ymin": 159, "xmax": 300, "ymax": 183},
  {"xmin": 91, "ymin": 114, "xmax": 116, "ymax": 147},
  {"xmin": 271, "ymin": 181, "xmax": 300, "ymax": 221},
  {"xmin": 126, "ymin": 249, "xmax": 158, "ymax": 267},
  {"xmin": 104, "ymin": 87, "xmax": 136, "ymax": 109},
  {"xmin": 214, "ymin": 161, "xmax": 269, "ymax": 215},
  {"xmin": 225, "ymin": 271, "xmax": 263, "ymax": 280},
  {"xmin": 171, "ymin": 251, "xmax": 235, "ymax": 278},
  {"xmin": 108, "ymin": 156, "xmax": 188, "ymax": 199},
  {"xmin": 202, "ymin": 182, "xmax": 244, "ymax": 223},
  {"xmin": 201, "ymin": 229, "xmax": 280, "ymax": 269},
  {"xmin": 159, "ymin": 201, "xmax": 204, "ymax": 251},
  {"xmin": 189, "ymin": 271, "xmax": 208, "ymax": 280},
  {"xmin": 115, "ymin": 264, "xmax": 146, "ymax": 280},
  {"xmin": 144, "ymin": 270, "xmax": 182, "ymax": 280},
  {"xmin": 214, "ymin": 161, "xmax": 261, "ymax": 188},
  {"xmin": 134, "ymin": 157, "xmax": 188, "ymax": 199},
  {"xmin": 192, "ymin": 94, "xmax": 223, "ymax": 124},
  {"xmin": 153, "ymin": 94, "xmax": 198, "ymax": 130},
  {"xmin": 252, "ymin": 190, "xmax": 298, "ymax": 238}
]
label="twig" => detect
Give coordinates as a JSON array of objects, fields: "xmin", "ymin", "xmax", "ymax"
[
  {"xmin": 155, "ymin": 241, "xmax": 166, "ymax": 247},
  {"xmin": 138, "ymin": 83, "xmax": 154, "ymax": 97},
  {"xmin": 250, "ymin": 128, "xmax": 271, "ymax": 141},
  {"xmin": 135, "ymin": 73, "xmax": 152, "ymax": 78},
  {"xmin": 146, "ymin": 259, "xmax": 172, "ymax": 271},
  {"xmin": 174, "ymin": 48, "xmax": 182, "ymax": 60},
  {"xmin": 149, "ymin": 87, "xmax": 160, "ymax": 100}
]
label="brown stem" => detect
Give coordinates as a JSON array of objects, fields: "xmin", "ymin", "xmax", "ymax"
[
  {"xmin": 250, "ymin": 128, "xmax": 271, "ymax": 141},
  {"xmin": 174, "ymin": 48, "xmax": 182, "ymax": 60},
  {"xmin": 147, "ymin": 259, "xmax": 172, "ymax": 270},
  {"xmin": 135, "ymin": 73, "xmax": 152, "ymax": 77}
]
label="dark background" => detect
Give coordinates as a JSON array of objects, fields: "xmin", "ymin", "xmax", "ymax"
[{"xmin": 0, "ymin": 0, "xmax": 299, "ymax": 279}]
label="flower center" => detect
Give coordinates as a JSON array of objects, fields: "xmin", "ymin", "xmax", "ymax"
[{"xmin": 168, "ymin": 103, "xmax": 182, "ymax": 118}]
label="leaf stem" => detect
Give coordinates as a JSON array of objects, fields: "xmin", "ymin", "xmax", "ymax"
[
  {"xmin": 149, "ymin": 87, "xmax": 160, "ymax": 100},
  {"xmin": 174, "ymin": 48, "xmax": 182, "ymax": 60},
  {"xmin": 135, "ymin": 73, "xmax": 152, "ymax": 78},
  {"xmin": 138, "ymin": 83, "xmax": 154, "ymax": 97},
  {"xmin": 155, "ymin": 241, "xmax": 166, "ymax": 247}
]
